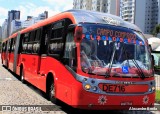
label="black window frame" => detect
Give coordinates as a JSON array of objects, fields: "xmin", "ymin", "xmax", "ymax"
[
  {"xmin": 32, "ymin": 28, "xmax": 42, "ymax": 55},
  {"xmin": 11, "ymin": 38, "xmax": 16, "ymax": 53},
  {"xmin": 21, "ymin": 32, "xmax": 31, "ymax": 54},
  {"xmin": 7, "ymin": 39, "xmax": 13, "ymax": 53},
  {"xmin": 48, "ymin": 19, "xmax": 66, "ymax": 59}
]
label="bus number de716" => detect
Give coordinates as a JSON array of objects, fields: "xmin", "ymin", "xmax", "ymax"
[{"xmin": 102, "ymin": 84, "xmax": 126, "ymax": 93}]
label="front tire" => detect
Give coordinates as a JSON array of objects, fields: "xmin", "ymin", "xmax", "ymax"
[
  {"xmin": 48, "ymin": 81, "xmax": 57, "ymax": 103},
  {"xmin": 20, "ymin": 69, "xmax": 25, "ymax": 84}
]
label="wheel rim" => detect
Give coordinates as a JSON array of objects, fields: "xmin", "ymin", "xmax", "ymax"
[
  {"xmin": 21, "ymin": 71, "xmax": 24, "ymax": 82},
  {"xmin": 50, "ymin": 83, "xmax": 55, "ymax": 98}
]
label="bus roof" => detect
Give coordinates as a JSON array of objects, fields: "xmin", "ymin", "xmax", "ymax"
[
  {"xmin": 22, "ymin": 9, "xmax": 141, "ymax": 34},
  {"xmin": 65, "ymin": 9, "xmax": 141, "ymax": 32},
  {"xmin": 2, "ymin": 9, "xmax": 142, "ymax": 43}
]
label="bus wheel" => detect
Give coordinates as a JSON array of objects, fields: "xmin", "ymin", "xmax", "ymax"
[
  {"xmin": 6, "ymin": 60, "xmax": 9, "ymax": 69},
  {"xmin": 20, "ymin": 69, "xmax": 25, "ymax": 84},
  {"xmin": 49, "ymin": 82, "xmax": 57, "ymax": 103}
]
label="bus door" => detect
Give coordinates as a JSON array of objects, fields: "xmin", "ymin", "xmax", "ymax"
[
  {"xmin": 36, "ymin": 25, "xmax": 51, "ymax": 90},
  {"xmin": 28, "ymin": 29, "xmax": 42, "ymax": 86},
  {"xmin": 8, "ymin": 38, "xmax": 13, "ymax": 70},
  {"xmin": 1, "ymin": 42, "xmax": 6, "ymax": 64},
  {"xmin": 5, "ymin": 40, "xmax": 10, "ymax": 67}
]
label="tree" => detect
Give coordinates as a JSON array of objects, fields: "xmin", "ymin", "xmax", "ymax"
[{"xmin": 152, "ymin": 24, "xmax": 160, "ymax": 37}]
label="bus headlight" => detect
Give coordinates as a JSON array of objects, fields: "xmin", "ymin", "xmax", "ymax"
[
  {"xmin": 149, "ymin": 86, "xmax": 155, "ymax": 92},
  {"xmin": 84, "ymin": 84, "xmax": 91, "ymax": 90},
  {"xmin": 152, "ymin": 86, "xmax": 155, "ymax": 91}
]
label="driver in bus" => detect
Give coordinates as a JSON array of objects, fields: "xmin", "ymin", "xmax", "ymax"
[{"xmin": 81, "ymin": 50, "xmax": 91, "ymax": 69}]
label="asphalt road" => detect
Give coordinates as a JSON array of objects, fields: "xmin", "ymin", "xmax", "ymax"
[{"xmin": 0, "ymin": 58, "xmax": 159, "ymax": 114}]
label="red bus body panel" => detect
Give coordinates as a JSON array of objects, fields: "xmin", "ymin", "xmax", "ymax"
[{"xmin": 1, "ymin": 10, "xmax": 156, "ymax": 110}]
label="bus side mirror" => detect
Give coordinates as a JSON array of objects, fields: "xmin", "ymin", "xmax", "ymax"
[
  {"xmin": 68, "ymin": 24, "xmax": 76, "ymax": 31},
  {"xmin": 74, "ymin": 26, "xmax": 83, "ymax": 42}
]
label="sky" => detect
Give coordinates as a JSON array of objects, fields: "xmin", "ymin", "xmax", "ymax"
[{"xmin": 0, "ymin": 0, "xmax": 73, "ymax": 26}]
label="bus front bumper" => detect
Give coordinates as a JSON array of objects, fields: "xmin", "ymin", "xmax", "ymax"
[{"xmin": 71, "ymin": 89, "xmax": 155, "ymax": 110}]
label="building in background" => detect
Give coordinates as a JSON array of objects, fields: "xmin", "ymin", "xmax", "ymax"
[
  {"xmin": 120, "ymin": 0, "xmax": 160, "ymax": 34},
  {"xmin": 22, "ymin": 11, "xmax": 48, "ymax": 28},
  {"xmin": 7, "ymin": 10, "xmax": 20, "ymax": 36},
  {"xmin": 22, "ymin": 16, "xmax": 33, "ymax": 28},
  {"xmin": 10, "ymin": 20, "xmax": 22, "ymax": 34},
  {"xmin": 34, "ymin": 11, "xmax": 48, "ymax": 23},
  {"xmin": 73, "ymin": 0, "xmax": 120, "ymax": 16},
  {"xmin": 120, "ymin": 0, "xmax": 135, "ymax": 23},
  {"xmin": 1, "ymin": 10, "xmax": 48, "ymax": 39},
  {"xmin": 2, "ymin": 19, "xmax": 8, "ymax": 39}
]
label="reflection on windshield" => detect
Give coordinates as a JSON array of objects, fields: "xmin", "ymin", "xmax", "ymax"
[{"xmin": 80, "ymin": 24, "xmax": 153, "ymax": 77}]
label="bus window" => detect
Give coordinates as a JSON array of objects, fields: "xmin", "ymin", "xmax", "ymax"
[
  {"xmin": 64, "ymin": 31, "xmax": 76, "ymax": 69},
  {"xmin": 35, "ymin": 29, "xmax": 41, "ymax": 41},
  {"xmin": 8, "ymin": 39, "xmax": 12, "ymax": 52},
  {"xmin": 40, "ymin": 25, "xmax": 51, "ymax": 55},
  {"xmin": 80, "ymin": 23, "xmax": 152, "ymax": 75},
  {"xmin": 22, "ymin": 32, "xmax": 30, "ymax": 53},
  {"xmin": 19, "ymin": 34, "xmax": 24, "ymax": 54},
  {"xmin": 11, "ymin": 38, "xmax": 16, "ymax": 52},
  {"xmin": 2, "ymin": 43, "xmax": 5, "ymax": 52},
  {"xmin": 22, "ymin": 33, "xmax": 29, "ymax": 53},
  {"xmin": 5, "ymin": 41, "xmax": 7, "ymax": 52},
  {"xmin": 27, "ymin": 32, "xmax": 34, "ymax": 54},
  {"xmin": 30, "ymin": 31, "xmax": 36, "ymax": 42},
  {"xmin": 48, "ymin": 21, "xmax": 64, "ymax": 57},
  {"xmin": 32, "ymin": 29, "xmax": 41, "ymax": 54}
]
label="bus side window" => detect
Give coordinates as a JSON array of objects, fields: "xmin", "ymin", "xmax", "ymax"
[
  {"xmin": 5, "ymin": 41, "xmax": 8, "ymax": 52},
  {"xmin": 11, "ymin": 38, "xmax": 16, "ymax": 52},
  {"xmin": 2, "ymin": 43, "xmax": 5, "ymax": 52},
  {"xmin": 8, "ymin": 39, "xmax": 12, "ymax": 52},
  {"xmin": 32, "ymin": 29, "xmax": 41, "ymax": 54},
  {"xmin": 19, "ymin": 34, "xmax": 24, "ymax": 53},
  {"xmin": 41, "ymin": 25, "xmax": 51, "ymax": 55},
  {"xmin": 48, "ymin": 21, "xmax": 65, "ymax": 59},
  {"xmin": 27, "ymin": 32, "xmax": 33, "ymax": 54},
  {"xmin": 22, "ymin": 33, "xmax": 30, "ymax": 53},
  {"xmin": 2, "ymin": 42, "xmax": 5, "ymax": 52},
  {"xmin": 63, "ymin": 31, "xmax": 76, "ymax": 70}
]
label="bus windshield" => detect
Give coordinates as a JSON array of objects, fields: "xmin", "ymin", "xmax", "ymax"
[{"xmin": 80, "ymin": 23, "xmax": 153, "ymax": 77}]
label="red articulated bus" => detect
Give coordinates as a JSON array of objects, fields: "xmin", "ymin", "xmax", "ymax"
[{"xmin": 1, "ymin": 10, "xmax": 155, "ymax": 110}]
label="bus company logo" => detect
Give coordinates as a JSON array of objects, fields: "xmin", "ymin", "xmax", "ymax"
[
  {"xmin": 98, "ymin": 95, "xmax": 107, "ymax": 105},
  {"xmin": 102, "ymin": 17, "xmax": 121, "ymax": 26},
  {"xmin": 143, "ymin": 95, "xmax": 149, "ymax": 105}
]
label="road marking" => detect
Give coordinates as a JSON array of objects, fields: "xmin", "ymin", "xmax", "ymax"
[
  {"xmin": 5, "ymin": 78, "xmax": 12, "ymax": 80},
  {"xmin": 0, "ymin": 78, "xmax": 12, "ymax": 80}
]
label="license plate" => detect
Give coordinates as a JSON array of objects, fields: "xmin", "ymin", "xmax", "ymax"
[
  {"xmin": 121, "ymin": 101, "xmax": 133, "ymax": 106},
  {"xmin": 99, "ymin": 84, "xmax": 148, "ymax": 93}
]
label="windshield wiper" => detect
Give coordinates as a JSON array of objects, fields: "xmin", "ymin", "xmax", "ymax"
[
  {"xmin": 105, "ymin": 43, "xmax": 116, "ymax": 78},
  {"xmin": 122, "ymin": 45, "xmax": 145, "ymax": 79},
  {"xmin": 124, "ymin": 49, "xmax": 145, "ymax": 79},
  {"xmin": 131, "ymin": 59, "xmax": 145, "ymax": 79}
]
